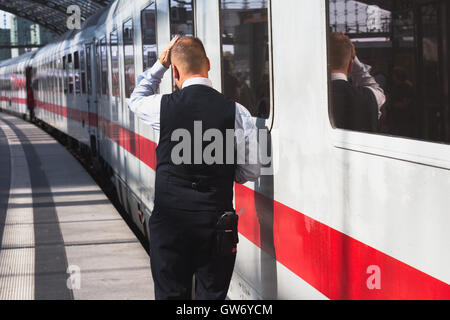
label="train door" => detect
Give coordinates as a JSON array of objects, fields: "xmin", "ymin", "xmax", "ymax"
[
  {"xmin": 25, "ymin": 66, "xmax": 35, "ymax": 120},
  {"xmin": 137, "ymin": 1, "xmax": 159, "ymax": 222},
  {"xmin": 117, "ymin": 18, "xmax": 136, "ymax": 214},
  {"xmin": 99, "ymin": 36, "xmax": 112, "ymax": 158},
  {"xmin": 85, "ymin": 43, "xmax": 99, "ymax": 156},
  {"xmin": 65, "ymin": 51, "xmax": 78, "ymax": 139},
  {"xmin": 215, "ymin": 0, "xmax": 276, "ymax": 300},
  {"xmin": 124, "ymin": 2, "xmax": 160, "ymax": 234}
]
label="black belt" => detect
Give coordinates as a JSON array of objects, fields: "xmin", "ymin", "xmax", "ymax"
[{"xmin": 168, "ymin": 171, "xmax": 222, "ymax": 192}]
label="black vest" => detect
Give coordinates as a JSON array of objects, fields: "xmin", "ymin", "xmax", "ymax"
[
  {"xmin": 331, "ymin": 80, "xmax": 379, "ymax": 132},
  {"xmin": 155, "ymin": 85, "xmax": 236, "ymax": 212}
]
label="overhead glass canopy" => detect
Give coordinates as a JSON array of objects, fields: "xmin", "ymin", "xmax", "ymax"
[{"xmin": 0, "ymin": 0, "xmax": 114, "ymax": 35}]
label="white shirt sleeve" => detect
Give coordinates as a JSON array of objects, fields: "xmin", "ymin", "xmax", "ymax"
[
  {"xmin": 350, "ymin": 57, "xmax": 386, "ymax": 118},
  {"xmin": 234, "ymin": 103, "xmax": 261, "ymax": 184},
  {"xmin": 128, "ymin": 60, "xmax": 168, "ymax": 132}
]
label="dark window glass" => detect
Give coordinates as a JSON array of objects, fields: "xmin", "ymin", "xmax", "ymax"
[
  {"xmin": 62, "ymin": 56, "xmax": 66, "ymax": 94},
  {"xmin": 32, "ymin": 67, "xmax": 38, "ymax": 91},
  {"xmin": 327, "ymin": 0, "xmax": 450, "ymax": 144},
  {"xmin": 67, "ymin": 53, "xmax": 74, "ymax": 94},
  {"xmin": 100, "ymin": 37, "xmax": 109, "ymax": 96},
  {"xmin": 123, "ymin": 19, "xmax": 135, "ymax": 98},
  {"xmin": 110, "ymin": 30, "xmax": 120, "ymax": 96},
  {"xmin": 57, "ymin": 58, "xmax": 62, "ymax": 94},
  {"xmin": 74, "ymin": 51, "xmax": 81, "ymax": 94},
  {"xmin": 170, "ymin": 0, "xmax": 194, "ymax": 37},
  {"xmin": 142, "ymin": 2, "xmax": 158, "ymax": 71},
  {"xmin": 80, "ymin": 50, "xmax": 86, "ymax": 94},
  {"xmin": 86, "ymin": 45, "xmax": 92, "ymax": 95},
  {"xmin": 220, "ymin": 0, "xmax": 271, "ymax": 119},
  {"xmin": 74, "ymin": 51, "xmax": 80, "ymax": 69},
  {"xmin": 96, "ymin": 41, "xmax": 101, "ymax": 95},
  {"xmin": 52, "ymin": 60, "xmax": 56, "ymax": 96}
]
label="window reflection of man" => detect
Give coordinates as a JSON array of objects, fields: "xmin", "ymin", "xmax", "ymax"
[{"xmin": 329, "ymin": 32, "xmax": 386, "ymax": 132}]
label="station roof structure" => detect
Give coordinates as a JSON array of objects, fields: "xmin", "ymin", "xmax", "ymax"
[{"xmin": 0, "ymin": 0, "xmax": 114, "ymax": 35}]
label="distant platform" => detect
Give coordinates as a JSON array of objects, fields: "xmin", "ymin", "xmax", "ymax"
[{"xmin": 0, "ymin": 112, "xmax": 154, "ymax": 300}]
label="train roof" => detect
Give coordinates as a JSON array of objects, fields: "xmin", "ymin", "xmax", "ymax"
[{"xmin": 0, "ymin": 51, "xmax": 36, "ymax": 70}]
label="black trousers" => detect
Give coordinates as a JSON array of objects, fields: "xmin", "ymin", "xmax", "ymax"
[{"xmin": 149, "ymin": 206, "xmax": 236, "ymax": 300}]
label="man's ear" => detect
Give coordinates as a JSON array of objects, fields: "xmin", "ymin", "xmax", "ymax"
[
  {"xmin": 347, "ymin": 58, "xmax": 354, "ymax": 75},
  {"xmin": 207, "ymin": 58, "xmax": 211, "ymax": 72},
  {"xmin": 173, "ymin": 64, "xmax": 180, "ymax": 80}
]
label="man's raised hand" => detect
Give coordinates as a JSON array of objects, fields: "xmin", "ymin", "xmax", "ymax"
[{"xmin": 160, "ymin": 35, "xmax": 180, "ymax": 68}]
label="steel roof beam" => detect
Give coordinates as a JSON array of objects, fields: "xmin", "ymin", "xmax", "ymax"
[
  {"xmin": 0, "ymin": 0, "xmax": 113, "ymax": 36},
  {"xmin": 0, "ymin": 3, "xmax": 62, "ymax": 34},
  {"xmin": 24, "ymin": 0, "xmax": 69, "ymax": 17}
]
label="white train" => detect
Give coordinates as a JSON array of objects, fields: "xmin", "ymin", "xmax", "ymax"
[{"xmin": 0, "ymin": 0, "xmax": 449, "ymax": 299}]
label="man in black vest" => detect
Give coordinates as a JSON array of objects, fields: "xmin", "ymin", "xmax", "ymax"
[
  {"xmin": 329, "ymin": 32, "xmax": 386, "ymax": 132},
  {"xmin": 129, "ymin": 36, "xmax": 260, "ymax": 300}
]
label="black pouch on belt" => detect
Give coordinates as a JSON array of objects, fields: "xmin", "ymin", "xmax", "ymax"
[{"xmin": 215, "ymin": 211, "xmax": 239, "ymax": 257}]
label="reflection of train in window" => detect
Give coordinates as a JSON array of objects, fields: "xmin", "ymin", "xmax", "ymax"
[
  {"xmin": 170, "ymin": 0, "xmax": 195, "ymax": 92},
  {"xmin": 123, "ymin": 19, "xmax": 135, "ymax": 98},
  {"xmin": 328, "ymin": 0, "xmax": 450, "ymax": 144},
  {"xmin": 170, "ymin": 0, "xmax": 194, "ymax": 37},
  {"xmin": 220, "ymin": 0, "xmax": 272, "ymax": 119},
  {"xmin": 110, "ymin": 30, "xmax": 120, "ymax": 97},
  {"xmin": 142, "ymin": 2, "xmax": 158, "ymax": 71}
]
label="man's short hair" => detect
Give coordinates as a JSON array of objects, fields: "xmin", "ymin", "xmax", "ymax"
[
  {"xmin": 171, "ymin": 37, "xmax": 208, "ymax": 74},
  {"xmin": 329, "ymin": 32, "xmax": 355, "ymax": 71}
]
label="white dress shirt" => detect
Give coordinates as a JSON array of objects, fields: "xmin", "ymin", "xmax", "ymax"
[
  {"xmin": 331, "ymin": 57, "xmax": 386, "ymax": 119},
  {"xmin": 129, "ymin": 60, "xmax": 261, "ymax": 184}
]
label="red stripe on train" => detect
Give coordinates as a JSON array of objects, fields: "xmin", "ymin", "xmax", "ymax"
[
  {"xmin": 0, "ymin": 96, "xmax": 27, "ymax": 104},
  {"xmin": 28, "ymin": 99, "xmax": 450, "ymax": 299},
  {"xmin": 235, "ymin": 183, "xmax": 450, "ymax": 299},
  {"xmin": 34, "ymin": 99, "xmax": 158, "ymax": 170},
  {"xmin": 98, "ymin": 116, "xmax": 157, "ymax": 170}
]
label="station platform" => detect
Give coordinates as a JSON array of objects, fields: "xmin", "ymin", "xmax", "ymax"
[{"xmin": 0, "ymin": 112, "xmax": 154, "ymax": 300}]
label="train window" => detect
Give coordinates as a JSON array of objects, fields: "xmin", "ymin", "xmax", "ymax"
[
  {"xmin": 220, "ymin": 0, "xmax": 272, "ymax": 119},
  {"xmin": 80, "ymin": 50, "xmax": 86, "ymax": 94},
  {"xmin": 110, "ymin": 30, "xmax": 120, "ymax": 97},
  {"xmin": 52, "ymin": 60, "xmax": 56, "ymax": 97},
  {"xmin": 141, "ymin": 2, "xmax": 158, "ymax": 71},
  {"xmin": 74, "ymin": 51, "xmax": 80, "ymax": 69},
  {"xmin": 169, "ymin": 0, "xmax": 195, "ymax": 92},
  {"xmin": 67, "ymin": 53, "xmax": 74, "ymax": 94},
  {"xmin": 169, "ymin": 0, "xmax": 194, "ymax": 37},
  {"xmin": 74, "ymin": 51, "xmax": 81, "ymax": 95},
  {"xmin": 32, "ymin": 67, "xmax": 38, "ymax": 92},
  {"xmin": 123, "ymin": 19, "xmax": 135, "ymax": 99},
  {"xmin": 56, "ymin": 59, "xmax": 59, "ymax": 94},
  {"xmin": 62, "ymin": 56, "xmax": 67, "ymax": 94},
  {"xmin": 327, "ymin": 0, "xmax": 450, "ymax": 144},
  {"xmin": 61, "ymin": 57, "xmax": 65, "ymax": 94},
  {"xmin": 96, "ymin": 41, "xmax": 101, "ymax": 95},
  {"xmin": 100, "ymin": 37, "xmax": 109, "ymax": 96},
  {"xmin": 86, "ymin": 45, "xmax": 92, "ymax": 95},
  {"xmin": 57, "ymin": 60, "xmax": 60, "ymax": 95}
]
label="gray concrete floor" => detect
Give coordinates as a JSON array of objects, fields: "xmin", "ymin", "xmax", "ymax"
[{"xmin": 0, "ymin": 113, "xmax": 154, "ymax": 300}]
